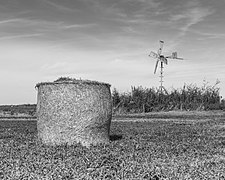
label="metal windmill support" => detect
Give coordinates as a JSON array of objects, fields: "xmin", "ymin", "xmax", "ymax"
[{"xmin": 160, "ymin": 61, "xmax": 164, "ymax": 94}]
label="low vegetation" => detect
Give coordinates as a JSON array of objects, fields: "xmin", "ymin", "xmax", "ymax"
[
  {"xmin": 0, "ymin": 104, "xmax": 36, "ymax": 116},
  {"xmin": 0, "ymin": 115, "xmax": 225, "ymax": 179},
  {"xmin": 112, "ymin": 80, "xmax": 225, "ymax": 113}
]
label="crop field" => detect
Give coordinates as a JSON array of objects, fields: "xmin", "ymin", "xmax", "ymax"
[{"xmin": 0, "ymin": 112, "xmax": 225, "ymax": 179}]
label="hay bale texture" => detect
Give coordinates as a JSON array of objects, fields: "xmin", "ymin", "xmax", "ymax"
[{"xmin": 35, "ymin": 79, "xmax": 112, "ymax": 147}]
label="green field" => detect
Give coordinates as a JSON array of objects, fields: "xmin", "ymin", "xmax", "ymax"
[{"xmin": 0, "ymin": 112, "xmax": 225, "ymax": 179}]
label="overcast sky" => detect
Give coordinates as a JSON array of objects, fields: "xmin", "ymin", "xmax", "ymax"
[{"xmin": 0, "ymin": 0, "xmax": 225, "ymax": 104}]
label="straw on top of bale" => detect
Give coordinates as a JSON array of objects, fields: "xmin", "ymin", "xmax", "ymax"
[
  {"xmin": 36, "ymin": 77, "xmax": 112, "ymax": 147},
  {"xmin": 35, "ymin": 77, "xmax": 111, "ymax": 88}
]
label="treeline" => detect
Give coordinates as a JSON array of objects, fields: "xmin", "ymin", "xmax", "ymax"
[{"xmin": 112, "ymin": 81, "xmax": 225, "ymax": 113}]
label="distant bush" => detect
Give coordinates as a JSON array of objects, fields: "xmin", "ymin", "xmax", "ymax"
[{"xmin": 112, "ymin": 80, "xmax": 224, "ymax": 113}]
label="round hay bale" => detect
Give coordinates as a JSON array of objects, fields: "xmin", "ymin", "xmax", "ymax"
[{"xmin": 35, "ymin": 79, "xmax": 112, "ymax": 147}]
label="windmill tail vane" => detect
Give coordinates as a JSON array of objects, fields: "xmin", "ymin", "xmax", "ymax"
[{"xmin": 165, "ymin": 52, "xmax": 184, "ymax": 60}]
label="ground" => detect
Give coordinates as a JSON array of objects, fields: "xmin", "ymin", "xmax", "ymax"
[{"xmin": 0, "ymin": 111, "xmax": 225, "ymax": 179}]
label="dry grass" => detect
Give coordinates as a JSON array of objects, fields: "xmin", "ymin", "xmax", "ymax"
[{"xmin": 0, "ymin": 115, "xmax": 225, "ymax": 179}]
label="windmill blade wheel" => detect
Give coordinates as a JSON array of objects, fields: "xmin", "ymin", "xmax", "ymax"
[{"xmin": 154, "ymin": 60, "xmax": 159, "ymax": 74}]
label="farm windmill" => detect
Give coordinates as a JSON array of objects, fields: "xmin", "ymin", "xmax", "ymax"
[{"xmin": 149, "ymin": 40, "xmax": 183, "ymax": 93}]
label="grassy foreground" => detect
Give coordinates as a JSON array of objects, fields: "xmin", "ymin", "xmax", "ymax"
[{"xmin": 0, "ymin": 114, "xmax": 225, "ymax": 179}]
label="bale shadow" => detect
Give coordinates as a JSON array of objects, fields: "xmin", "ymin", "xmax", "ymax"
[{"xmin": 110, "ymin": 134, "xmax": 123, "ymax": 141}]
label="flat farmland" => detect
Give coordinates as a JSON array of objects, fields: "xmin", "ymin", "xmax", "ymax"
[{"xmin": 0, "ymin": 111, "xmax": 225, "ymax": 179}]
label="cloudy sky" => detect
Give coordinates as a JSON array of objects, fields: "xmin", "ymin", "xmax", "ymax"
[{"xmin": 0, "ymin": 0, "xmax": 225, "ymax": 104}]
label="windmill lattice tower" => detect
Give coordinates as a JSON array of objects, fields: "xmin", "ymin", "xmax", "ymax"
[{"xmin": 149, "ymin": 40, "xmax": 184, "ymax": 94}]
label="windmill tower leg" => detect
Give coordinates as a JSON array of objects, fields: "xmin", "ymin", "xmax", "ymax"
[{"xmin": 160, "ymin": 62, "xmax": 163, "ymax": 94}]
